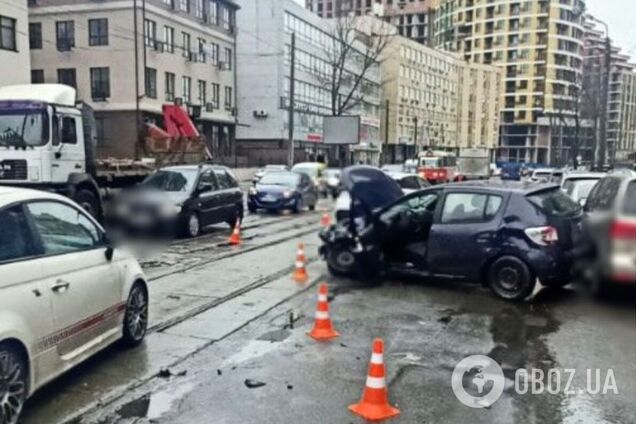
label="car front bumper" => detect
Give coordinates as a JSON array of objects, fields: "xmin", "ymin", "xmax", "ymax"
[{"xmin": 248, "ymin": 195, "xmax": 296, "ymax": 210}]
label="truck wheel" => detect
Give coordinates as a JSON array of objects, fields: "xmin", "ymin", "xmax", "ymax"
[
  {"xmin": 0, "ymin": 342, "xmax": 28, "ymax": 424},
  {"xmin": 488, "ymin": 256, "xmax": 535, "ymax": 301},
  {"xmin": 73, "ymin": 190, "xmax": 99, "ymax": 218}
]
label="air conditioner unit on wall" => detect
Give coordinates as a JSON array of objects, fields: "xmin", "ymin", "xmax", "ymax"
[
  {"xmin": 206, "ymin": 102, "xmax": 215, "ymax": 112},
  {"xmin": 253, "ymin": 110, "xmax": 269, "ymax": 118}
]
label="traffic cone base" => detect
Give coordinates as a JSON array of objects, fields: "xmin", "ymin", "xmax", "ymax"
[
  {"xmin": 307, "ymin": 283, "xmax": 339, "ymax": 341},
  {"xmin": 348, "ymin": 402, "xmax": 400, "ymax": 421},
  {"xmin": 320, "ymin": 212, "xmax": 331, "ymax": 227}
]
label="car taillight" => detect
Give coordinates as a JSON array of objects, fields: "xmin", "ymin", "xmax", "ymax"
[
  {"xmin": 525, "ymin": 226, "xmax": 559, "ymax": 246},
  {"xmin": 610, "ymin": 220, "xmax": 636, "ymax": 240}
]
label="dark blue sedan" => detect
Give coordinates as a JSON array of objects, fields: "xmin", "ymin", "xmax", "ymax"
[
  {"xmin": 248, "ymin": 171, "xmax": 318, "ymax": 214},
  {"xmin": 320, "ymin": 166, "xmax": 591, "ymax": 301}
]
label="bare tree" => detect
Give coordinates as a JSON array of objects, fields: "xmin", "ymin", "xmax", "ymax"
[{"xmin": 317, "ymin": 16, "xmax": 391, "ymax": 116}]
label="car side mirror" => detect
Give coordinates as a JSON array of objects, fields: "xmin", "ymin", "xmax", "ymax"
[{"xmin": 103, "ymin": 234, "xmax": 114, "ymax": 261}]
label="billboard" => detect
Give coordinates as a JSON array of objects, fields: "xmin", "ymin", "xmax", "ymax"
[{"xmin": 323, "ymin": 116, "xmax": 360, "ymax": 145}]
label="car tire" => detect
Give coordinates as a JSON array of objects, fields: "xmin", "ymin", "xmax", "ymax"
[
  {"xmin": 0, "ymin": 342, "xmax": 28, "ymax": 424},
  {"xmin": 183, "ymin": 212, "xmax": 201, "ymax": 238},
  {"xmin": 309, "ymin": 203, "xmax": 316, "ymax": 211},
  {"xmin": 488, "ymin": 256, "xmax": 536, "ymax": 301},
  {"xmin": 226, "ymin": 205, "xmax": 243, "ymax": 228},
  {"xmin": 121, "ymin": 283, "xmax": 148, "ymax": 348},
  {"xmin": 248, "ymin": 205, "xmax": 257, "ymax": 214},
  {"xmin": 292, "ymin": 198, "xmax": 302, "ymax": 214},
  {"xmin": 73, "ymin": 189, "xmax": 99, "ymax": 219},
  {"xmin": 326, "ymin": 247, "xmax": 357, "ymax": 278}
]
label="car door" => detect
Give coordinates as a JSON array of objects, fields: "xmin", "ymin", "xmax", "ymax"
[
  {"xmin": 0, "ymin": 204, "xmax": 57, "ymax": 387},
  {"xmin": 427, "ymin": 190, "xmax": 505, "ymax": 279},
  {"xmin": 195, "ymin": 170, "xmax": 223, "ymax": 226},
  {"xmin": 214, "ymin": 169, "xmax": 241, "ymax": 222},
  {"xmin": 25, "ymin": 200, "xmax": 122, "ymax": 361},
  {"xmin": 51, "ymin": 115, "xmax": 86, "ymax": 184}
]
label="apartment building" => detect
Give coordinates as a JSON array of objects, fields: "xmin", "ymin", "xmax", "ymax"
[
  {"xmin": 435, "ymin": 0, "xmax": 587, "ymax": 164},
  {"xmin": 306, "ymin": 0, "xmax": 437, "ymax": 46},
  {"xmin": 28, "ymin": 0, "xmax": 238, "ymax": 161},
  {"xmin": 380, "ymin": 31, "xmax": 501, "ymax": 163},
  {"xmin": 583, "ymin": 18, "xmax": 636, "ymax": 163},
  {"xmin": 236, "ymin": 0, "xmax": 382, "ymax": 166},
  {"xmin": 0, "ymin": 0, "xmax": 30, "ymax": 86}
]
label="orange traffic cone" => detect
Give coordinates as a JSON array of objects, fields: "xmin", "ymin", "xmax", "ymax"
[
  {"xmin": 348, "ymin": 338, "xmax": 400, "ymax": 421},
  {"xmin": 320, "ymin": 212, "xmax": 332, "ymax": 228},
  {"xmin": 228, "ymin": 220, "xmax": 241, "ymax": 245},
  {"xmin": 292, "ymin": 243, "xmax": 309, "ymax": 283},
  {"xmin": 307, "ymin": 283, "xmax": 339, "ymax": 340}
]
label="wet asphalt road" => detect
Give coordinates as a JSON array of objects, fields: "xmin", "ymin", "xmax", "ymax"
[{"xmin": 19, "ymin": 198, "xmax": 636, "ymax": 424}]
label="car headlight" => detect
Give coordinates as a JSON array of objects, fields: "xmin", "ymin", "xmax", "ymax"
[
  {"xmin": 283, "ymin": 190, "xmax": 294, "ymax": 198},
  {"xmin": 159, "ymin": 204, "xmax": 182, "ymax": 217},
  {"xmin": 249, "ymin": 187, "xmax": 257, "ymax": 195}
]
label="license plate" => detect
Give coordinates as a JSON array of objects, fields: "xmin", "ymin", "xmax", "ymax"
[{"xmin": 262, "ymin": 195, "xmax": 276, "ymax": 202}]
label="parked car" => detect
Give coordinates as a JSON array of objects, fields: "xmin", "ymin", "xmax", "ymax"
[
  {"xmin": 252, "ymin": 164, "xmax": 289, "ymax": 184},
  {"xmin": 548, "ymin": 170, "xmax": 565, "ymax": 185},
  {"xmin": 500, "ymin": 162, "xmax": 522, "ymax": 181},
  {"xmin": 583, "ymin": 170, "xmax": 636, "ymax": 291},
  {"xmin": 292, "ymin": 162, "xmax": 328, "ymax": 197},
  {"xmin": 323, "ymin": 168, "xmax": 343, "ymax": 199},
  {"xmin": 386, "ymin": 172, "xmax": 431, "ymax": 195},
  {"xmin": 531, "ymin": 168, "xmax": 556, "ymax": 183},
  {"xmin": 320, "ymin": 166, "xmax": 589, "ymax": 301},
  {"xmin": 560, "ymin": 172, "xmax": 605, "ymax": 205},
  {"xmin": 113, "ymin": 165, "xmax": 243, "ymax": 238},
  {"xmin": 248, "ymin": 171, "xmax": 318, "ymax": 214},
  {"xmin": 0, "ymin": 187, "xmax": 149, "ymax": 424},
  {"xmin": 381, "ymin": 164, "xmax": 405, "ymax": 173}
]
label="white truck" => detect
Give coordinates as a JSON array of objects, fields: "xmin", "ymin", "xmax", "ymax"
[
  {"xmin": 457, "ymin": 148, "xmax": 491, "ymax": 180},
  {"xmin": 0, "ymin": 84, "xmax": 201, "ymax": 220}
]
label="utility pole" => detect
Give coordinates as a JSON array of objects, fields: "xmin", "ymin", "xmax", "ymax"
[
  {"xmin": 413, "ymin": 116, "xmax": 419, "ymax": 156},
  {"xmin": 287, "ymin": 32, "xmax": 296, "ymax": 167},
  {"xmin": 594, "ymin": 18, "xmax": 611, "ymax": 169},
  {"xmin": 383, "ymin": 99, "xmax": 389, "ymax": 164}
]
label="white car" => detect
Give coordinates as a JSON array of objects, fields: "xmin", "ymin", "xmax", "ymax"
[{"xmin": 0, "ymin": 187, "xmax": 148, "ymax": 423}]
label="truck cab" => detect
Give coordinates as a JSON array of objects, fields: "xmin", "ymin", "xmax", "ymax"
[{"xmin": 0, "ymin": 84, "xmax": 102, "ymax": 217}]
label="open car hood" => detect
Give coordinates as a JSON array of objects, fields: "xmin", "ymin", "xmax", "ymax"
[{"xmin": 341, "ymin": 166, "xmax": 403, "ymax": 213}]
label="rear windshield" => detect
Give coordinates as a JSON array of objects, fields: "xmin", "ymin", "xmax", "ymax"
[
  {"xmin": 527, "ymin": 188, "xmax": 581, "ymax": 217},
  {"xmin": 623, "ymin": 181, "xmax": 636, "ymax": 217}
]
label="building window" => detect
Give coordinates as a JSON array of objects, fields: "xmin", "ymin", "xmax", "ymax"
[
  {"xmin": 182, "ymin": 31, "xmax": 191, "ymax": 57},
  {"xmin": 0, "ymin": 15, "xmax": 16, "ymax": 51},
  {"xmin": 179, "ymin": 0, "xmax": 189, "ymax": 12},
  {"xmin": 211, "ymin": 83, "xmax": 220, "ymax": 108},
  {"xmin": 182, "ymin": 76, "xmax": 191, "ymax": 103},
  {"xmin": 31, "ymin": 70, "xmax": 44, "ymax": 84},
  {"xmin": 144, "ymin": 19, "xmax": 156, "ymax": 47},
  {"xmin": 209, "ymin": 0, "xmax": 218, "ymax": 25},
  {"xmin": 88, "ymin": 18, "xmax": 108, "ymax": 46},
  {"xmin": 145, "ymin": 67, "xmax": 157, "ymax": 99},
  {"xmin": 29, "ymin": 22, "xmax": 42, "ymax": 49},
  {"xmin": 165, "ymin": 72, "xmax": 175, "ymax": 101},
  {"xmin": 198, "ymin": 80, "xmax": 206, "ymax": 105},
  {"xmin": 223, "ymin": 47, "xmax": 232, "ymax": 70},
  {"xmin": 90, "ymin": 67, "xmax": 110, "ymax": 100},
  {"xmin": 56, "ymin": 20, "xmax": 75, "ymax": 51},
  {"xmin": 57, "ymin": 68, "xmax": 76, "ymax": 88},
  {"xmin": 221, "ymin": 6, "xmax": 233, "ymax": 32},
  {"xmin": 224, "ymin": 86, "xmax": 232, "ymax": 110},
  {"xmin": 195, "ymin": 0, "xmax": 204, "ymax": 19},
  {"xmin": 209, "ymin": 42, "xmax": 218, "ymax": 65},
  {"xmin": 198, "ymin": 38, "xmax": 206, "ymax": 62},
  {"xmin": 164, "ymin": 26, "xmax": 174, "ymax": 53}
]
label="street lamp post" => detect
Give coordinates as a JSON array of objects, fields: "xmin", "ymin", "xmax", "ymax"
[{"xmin": 590, "ymin": 16, "xmax": 611, "ymax": 168}]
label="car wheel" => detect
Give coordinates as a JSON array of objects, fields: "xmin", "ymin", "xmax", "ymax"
[
  {"xmin": 121, "ymin": 283, "xmax": 148, "ymax": 348},
  {"xmin": 292, "ymin": 198, "xmax": 302, "ymax": 214},
  {"xmin": 0, "ymin": 343, "xmax": 28, "ymax": 424},
  {"xmin": 326, "ymin": 247, "xmax": 357, "ymax": 278},
  {"xmin": 226, "ymin": 205, "xmax": 243, "ymax": 227},
  {"xmin": 309, "ymin": 203, "xmax": 316, "ymax": 211},
  {"xmin": 73, "ymin": 189, "xmax": 99, "ymax": 219},
  {"xmin": 488, "ymin": 256, "xmax": 535, "ymax": 301},
  {"xmin": 184, "ymin": 213, "xmax": 200, "ymax": 238},
  {"xmin": 248, "ymin": 205, "xmax": 257, "ymax": 214}
]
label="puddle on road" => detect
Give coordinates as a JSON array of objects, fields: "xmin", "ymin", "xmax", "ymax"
[
  {"xmin": 116, "ymin": 382, "xmax": 194, "ymax": 421},
  {"xmin": 257, "ymin": 329, "xmax": 291, "ymax": 342}
]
